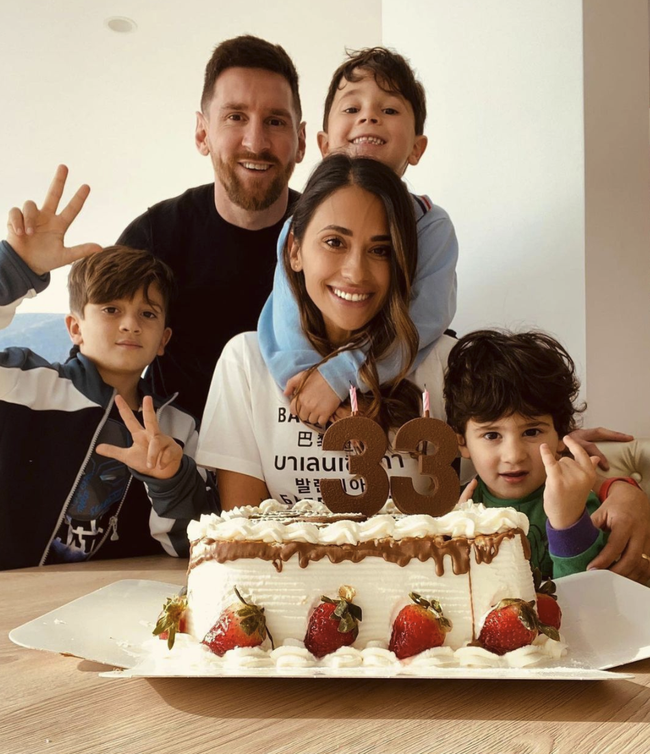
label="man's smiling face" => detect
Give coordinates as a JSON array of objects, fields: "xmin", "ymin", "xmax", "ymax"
[{"xmin": 196, "ymin": 66, "xmax": 305, "ymax": 215}]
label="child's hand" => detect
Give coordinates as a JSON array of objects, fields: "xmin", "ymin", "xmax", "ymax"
[
  {"xmin": 458, "ymin": 478, "xmax": 478, "ymax": 505},
  {"xmin": 6, "ymin": 164, "xmax": 101, "ymax": 275},
  {"xmin": 96, "ymin": 395, "xmax": 183, "ymax": 480},
  {"xmin": 542, "ymin": 435, "xmax": 600, "ymax": 529},
  {"xmin": 284, "ymin": 369, "xmax": 341, "ymax": 426}
]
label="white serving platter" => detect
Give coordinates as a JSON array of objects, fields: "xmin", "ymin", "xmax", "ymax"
[
  {"xmin": 554, "ymin": 569, "xmax": 650, "ymax": 670},
  {"xmin": 9, "ymin": 578, "xmax": 176, "ymax": 669},
  {"xmin": 9, "ymin": 570, "xmax": 650, "ymax": 681}
]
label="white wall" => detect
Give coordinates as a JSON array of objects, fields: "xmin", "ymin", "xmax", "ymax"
[
  {"xmin": 584, "ymin": 0, "xmax": 650, "ymax": 434},
  {"xmin": 3, "ymin": 0, "xmax": 650, "ymax": 433},
  {"xmin": 384, "ymin": 0, "xmax": 650, "ymax": 435},
  {"xmin": 384, "ymin": 0, "xmax": 587, "ymax": 380},
  {"xmin": 0, "ymin": 0, "xmax": 381, "ymax": 312}
]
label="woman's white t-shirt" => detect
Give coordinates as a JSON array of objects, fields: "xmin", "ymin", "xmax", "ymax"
[{"xmin": 196, "ymin": 332, "xmax": 456, "ymax": 506}]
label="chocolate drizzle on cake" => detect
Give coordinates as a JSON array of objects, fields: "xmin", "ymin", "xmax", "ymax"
[{"xmin": 189, "ymin": 527, "xmax": 530, "ymax": 575}]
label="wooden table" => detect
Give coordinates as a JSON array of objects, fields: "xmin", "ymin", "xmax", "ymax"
[{"xmin": 2, "ymin": 557, "xmax": 650, "ymax": 754}]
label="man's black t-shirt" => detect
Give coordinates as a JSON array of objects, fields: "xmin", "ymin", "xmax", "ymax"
[{"xmin": 117, "ymin": 184, "xmax": 299, "ymax": 419}]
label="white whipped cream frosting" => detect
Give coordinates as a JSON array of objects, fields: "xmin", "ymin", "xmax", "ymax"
[
  {"xmin": 187, "ymin": 499, "xmax": 530, "ymax": 547},
  {"xmin": 133, "ymin": 632, "xmax": 567, "ymax": 675}
]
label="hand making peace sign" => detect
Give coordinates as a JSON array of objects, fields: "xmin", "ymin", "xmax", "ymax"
[
  {"xmin": 6, "ymin": 164, "xmax": 101, "ymax": 275},
  {"xmin": 96, "ymin": 395, "xmax": 183, "ymax": 480}
]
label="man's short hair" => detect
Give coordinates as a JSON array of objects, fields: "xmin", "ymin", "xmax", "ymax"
[
  {"xmin": 322, "ymin": 47, "xmax": 427, "ymax": 135},
  {"xmin": 444, "ymin": 329, "xmax": 585, "ymax": 438},
  {"xmin": 201, "ymin": 35, "xmax": 302, "ymax": 120},
  {"xmin": 68, "ymin": 245, "xmax": 176, "ymax": 322}
]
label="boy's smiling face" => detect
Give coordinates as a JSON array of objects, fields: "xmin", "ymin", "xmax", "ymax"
[
  {"xmin": 66, "ymin": 284, "xmax": 171, "ymax": 389},
  {"xmin": 317, "ymin": 69, "xmax": 427, "ymax": 176},
  {"xmin": 459, "ymin": 413, "xmax": 565, "ymax": 500}
]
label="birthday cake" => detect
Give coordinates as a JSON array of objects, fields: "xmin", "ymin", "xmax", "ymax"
[{"xmin": 152, "ymin": 499, "xmax": 565, "ymax": 671}]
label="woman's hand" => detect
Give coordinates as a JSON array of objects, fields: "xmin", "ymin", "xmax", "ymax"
[
  {"xmin": 96, "ymin": 395, "xmax": 183, "ymax": 480},
  {"xmin": 216, "ymin": 469, "xmax": 271, "ymax": 511}
]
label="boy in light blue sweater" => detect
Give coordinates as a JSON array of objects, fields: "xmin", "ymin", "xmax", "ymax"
[{"xmin": 258, "ymin": 47, "xmax": 458, "ymax": 425}]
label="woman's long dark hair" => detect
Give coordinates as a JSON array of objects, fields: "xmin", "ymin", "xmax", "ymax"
[{"xmin": 284, "ymin": 154, "xmax": 421, "ymax": 431}]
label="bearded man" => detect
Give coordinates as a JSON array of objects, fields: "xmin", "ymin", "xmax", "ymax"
[{"xmin": 118, "ymin": 35, "xmax": 306, "ymax": 418}]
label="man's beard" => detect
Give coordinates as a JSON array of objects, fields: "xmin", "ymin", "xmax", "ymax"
[{"xmin": 214, "ymin": 151, "xmax": 295, "ymax": 212}]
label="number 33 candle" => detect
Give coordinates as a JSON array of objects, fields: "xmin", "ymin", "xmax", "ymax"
[{"xmin": 320, "ymin": 386, "xmax": 460, "ymax": 517}]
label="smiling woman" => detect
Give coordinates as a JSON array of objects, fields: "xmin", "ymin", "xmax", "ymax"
[
  {"xmin": 195, "ymin": 153, "xmax": 456, "ymax": 509},
  {"xmin": 287, "ymin": 184, "xmax": 392, "ymax": 346},
  {"xmin": 280, "ymin": 154, "xmax": 420, "ymax": 427}
]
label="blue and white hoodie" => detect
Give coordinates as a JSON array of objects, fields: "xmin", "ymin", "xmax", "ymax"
[{"xmin": 0, "ymin": 241, "xmax": 218, "ymax": 570}]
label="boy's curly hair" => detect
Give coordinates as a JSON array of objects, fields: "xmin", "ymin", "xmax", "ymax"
[
  {"xmin": 322, "ymin": 47, "xmax": 426, "ymax": 135},
  {"xmin": 444, "ymin": 330, "xmax": 585, "ymax": 438}
]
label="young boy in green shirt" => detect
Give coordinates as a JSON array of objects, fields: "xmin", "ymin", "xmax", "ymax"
[{"xmin": 444, "ymin": 329, "xmax": 607, "ymax": 579}]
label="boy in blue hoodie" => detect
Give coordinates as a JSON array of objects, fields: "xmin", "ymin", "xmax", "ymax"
[{"xmin": 258, "ymin": 47, "xmax": 458, "ymax": 425}]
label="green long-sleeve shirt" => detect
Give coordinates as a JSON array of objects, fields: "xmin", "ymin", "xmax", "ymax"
[{"xmin": 472, "ymin": 477, "xmax": 607, "ymax": 579}]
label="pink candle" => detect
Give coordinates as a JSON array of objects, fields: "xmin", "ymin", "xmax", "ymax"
[
  {"xmin": 422, "ymin": 385, "xmax": 430, "ymax": 417},
  {"xmin": 349, "ymin": 383, "xmax": 358, "ymax": 415}
]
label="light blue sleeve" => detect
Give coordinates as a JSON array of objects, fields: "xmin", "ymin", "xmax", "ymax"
[
  {"xmin": 403, "ymin": 197, "xmax": 458, "ymax": 370},
  {"xmin": 257, "ymin": 219, "xmax": 323, "ymax": 389},
  {"xmin": 257, "ymin": 197, "xmax": 459, "ymax": 401}
]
